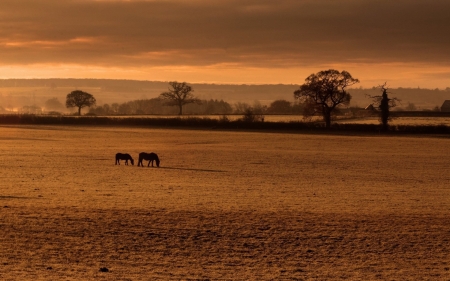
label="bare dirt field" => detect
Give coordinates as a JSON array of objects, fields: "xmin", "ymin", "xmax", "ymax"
[
  {"xmin": 336, "ymin": 117, "xmax": 450, "ymax": 126},
  {"xmin": 0, "ymin": 125, "xmax": 449, "ymax": 280}
]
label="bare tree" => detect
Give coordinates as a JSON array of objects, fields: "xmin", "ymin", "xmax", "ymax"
[
  {"xmin": 159, "ymin": 81, "xmax": 201, "ymax": 115},
  {"xmin": 242, "ymin": 107, "xmax": 265, "ymax": 122},
  {"xmin": 233, "ymin": 102, "xmax": 251, "ymax": 114},
  {"xmin": 369, "ymin": 83, "xmax": 400, "ymax": 131},
  {"xmin": 294, "ymin": 69, "xmax": 359, "ymax": 128},
  {"xmin": 66, "ymin": 90, "xmax": 96, "ymax": 115}
]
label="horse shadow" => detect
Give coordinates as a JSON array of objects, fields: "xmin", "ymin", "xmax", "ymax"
[{"xmin": 158, "ymin": 166, "xmax": 225, "ymax": 173}]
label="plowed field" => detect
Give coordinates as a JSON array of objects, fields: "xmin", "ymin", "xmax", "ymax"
[{"xmin": 1, "ymin": 125, "xmax": 449, "ymax": 280}]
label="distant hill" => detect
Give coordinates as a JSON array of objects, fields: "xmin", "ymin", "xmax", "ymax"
[{"xmin": 1, "ymin": 79, "xmax": 449, "ymax": 112}]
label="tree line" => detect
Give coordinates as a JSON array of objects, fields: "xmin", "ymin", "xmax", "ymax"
[
  {"xmin": 64, "ymin": 70, "xmax": 395, "ymax": 130},
  {"xmin": 40, "ymin": 82, "xmax": 306, "ymax": 116},
  {"xmin": 9, "ymin": 69, "xmax": 422, "ymax": 131},
  {"xmin": 86, "ymin": 97, "xmax": 306, "ymax": 116}
]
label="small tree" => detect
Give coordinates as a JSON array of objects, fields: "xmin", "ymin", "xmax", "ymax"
[
  {"xmin": 294, "ymin": 69, "xmax": 359, "ymax": 128},
  {"xmin": 242, "ymin": 108, "xmax": 264, "ymax": 122},
  {"xmin": 66, "ymin": 90, "xmax": 96, "ymax": 115},
  {"xmin": 234, "ymin": 102, "xmax": 251, "ymax": 114},
  {"xmin": 369, "ymin": 83, "xmax": 399, "ymax": 131},
  {"xmin": 405, "ymin": 102, "xmax": 417, "ymax": 111},
  {"xmin": 45, "ymin": 97, "xmax": 64, "ymax": 111},
  {"xmin": 267, "ymin": 99, "xmax": 292, "ymax": 114},
  {"xmin": 159, "ymin": 81, "xmax": 201, "ymax": 115},
  {"xmin": 252, "ymin": 100, "xmax": 267, "ymax": 116}
]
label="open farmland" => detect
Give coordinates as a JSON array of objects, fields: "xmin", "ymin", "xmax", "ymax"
[
  {"xmin": 336, "ymin": 116, "xmax": 450, "ymax": 126},
  {"xmin": 0, "ymin": 125, "xmax": 449, "ymax": 280},
  {"xmin": 94, "ymin": 114, "xmax": 450, "ymax": 126}
]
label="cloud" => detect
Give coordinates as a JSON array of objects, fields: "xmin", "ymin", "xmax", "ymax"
[{"xmin": 1, "ymin": 0, "xmax": 450, "ymax": 85}]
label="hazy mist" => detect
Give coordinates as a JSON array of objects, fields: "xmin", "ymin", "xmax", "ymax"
[{"xmin": 1, "ymin": 79, "xmax": 449, "ymax": 113}]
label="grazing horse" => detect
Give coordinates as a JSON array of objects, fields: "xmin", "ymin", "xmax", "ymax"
[
  {"xmin": 138, "ymin": 152, "xmax": 160, "ymax": 167},
  {"xmin": 115, "ymin": 153, "xmax": 134, "ymax": 165}
]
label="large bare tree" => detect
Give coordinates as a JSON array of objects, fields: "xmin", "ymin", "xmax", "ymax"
[
  {"xmin": 160, "ymin": 82, "xmax": 201, "ymax": 115},
  {"xmin": 294, "ymin": 69, "xmax": 359, "ymax": 128}
]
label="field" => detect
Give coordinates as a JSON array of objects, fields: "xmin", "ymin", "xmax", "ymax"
[
  {"xmin": 0, "ymin": 125, "xmax": 449, "ymax": 280},
  {"xmin": 95, "ymin": 115, "xmax": 450, "ymax": 126},
  {"xmin": 336, "ymin": 117, "xmax": 450, "ymax": 126}
]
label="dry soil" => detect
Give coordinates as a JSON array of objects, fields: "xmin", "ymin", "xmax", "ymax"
[{"xmin": 0, "ymin": 125, "xmax": 449, "ymax": 280}]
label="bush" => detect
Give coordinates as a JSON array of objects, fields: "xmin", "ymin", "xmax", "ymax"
[{"xmin": 242, "ymin": 109, "xmax": 264, "ymax": 122}]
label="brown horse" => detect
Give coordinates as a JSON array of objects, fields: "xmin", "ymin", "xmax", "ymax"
[
  {"xmin": 115, "ymin": 153, "xmax": 134, "ymax": 165},
  {"xmin": 137, "ymin": 152, "xmax": 160, "ymax": 167}
]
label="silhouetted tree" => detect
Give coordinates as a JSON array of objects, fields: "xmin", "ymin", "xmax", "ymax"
[
  {"xmin": 252, "ymin": 100, "xmax": 267, "ymax": 116},
  {"xmin": 267, "ymin": 99, "xmax": 292, "ymax": 114},
  {"xmin": 294, "ymin": 69, "xmax": 359, "ymax": 128},
  {"xmin": 201, "ymin": 99, "xmax": 233, "ymax": 114},
  {"xmin": 110, "ymin": 103, "xmax": 120, "ymax": 114},
  {"xmin": 369, "ymin": 83, "xmax": 399, "ymax": 131},
  {"xmin": 45, "ymin": 97, "xmax": 64, "ymax": 112},
  {"xmin": 241, "ymin": 108, "xmax": 264, "ymax": 122},
  {"xmin": 234, "ymin": 102, "xmax": 251, "ymax": 114},
  {"xmin": 291, "ymin": 101, "xmax": 305, "ymax": 114},
  {"xmin": 182, "ymin": 99, "xmax": 228, "ymax": 114},
  {"xmin": 102, "ymin": 104, "xmax": 111, "ymax": 114},
  {"xmin": 118, "ymin": 103, "xmax": 132, "ymax": 115},
  {"xmin": 405, "ymin": 102, "xmax": 417, "ymax": 111},
  {"xmin": 90, "ymin": 98, "xmax": 233, "ymax": 115},
  {"xmin": 66, "ymin": 90, "xmax": 96, "ymax": 115},
  {"xmin": 89, "ymin": 106, "xmax": 105, "ymax": 116},
  {"xmin": 160, "ymin": 81, "xmax": 201, "ymax": 115}
]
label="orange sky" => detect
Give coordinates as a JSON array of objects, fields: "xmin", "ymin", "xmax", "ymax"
[{"xmin": 1, "ymin": 0, "xmax": 450, "ymax": 88}]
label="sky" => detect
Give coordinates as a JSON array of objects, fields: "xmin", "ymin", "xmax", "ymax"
[{"xmin": 1, "ymin": 0, "xmax": 450, "ymax": 88}]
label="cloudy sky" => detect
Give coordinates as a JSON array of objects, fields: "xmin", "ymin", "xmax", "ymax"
[{"xmin": 1, "ymin": 0, "xmax": 450, "ymax": 88}]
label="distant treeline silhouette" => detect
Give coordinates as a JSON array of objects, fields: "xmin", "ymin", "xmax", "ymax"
[
  {"xmin": 1, "ymin": 79, "xmax": 449, "ymax": 114},
  {"xmin": 88, "ymin": 98, "xmax": 232, "ymax": 115},
  {"xmin": 86, "ymin": 98, "xmax": 306, "ymax": 115}
]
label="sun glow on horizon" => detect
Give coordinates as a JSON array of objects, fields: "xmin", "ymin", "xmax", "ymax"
[{"xmin": 0, "ymin": 62, "xmax": 450, "ymax": 89}]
